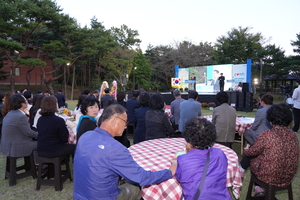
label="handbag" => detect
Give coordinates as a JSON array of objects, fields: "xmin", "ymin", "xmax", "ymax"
[{"xmin": 180, "ymin": 150, "xmax": 210, "ymax": 200}]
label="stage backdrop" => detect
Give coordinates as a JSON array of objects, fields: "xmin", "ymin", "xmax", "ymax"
[{"xmin": 175, "ymin": 60, "xmax": 252, "ymax": 93}]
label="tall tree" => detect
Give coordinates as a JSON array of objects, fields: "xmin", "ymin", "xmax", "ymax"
[
  {"xmin": 289, "ymin": 33, "xmax": 300, "ymax": 77},
  {"xmin": 213, "ymin": 27, "xmax": 264, "ymax": 64}
]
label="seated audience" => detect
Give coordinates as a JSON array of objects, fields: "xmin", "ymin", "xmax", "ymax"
[
  {"xmin": 73, "ymin": 104, "xmax": 177, "ymax": 200},
  {"xmin": 243, "ymin": 104, "xmax": 299, "ymax": 195},
  {"xmin": 1, "ymin": 91, "xmax": 14, "ymax": 118},
  {"xmin": 212, "ymin": 91, "xmax": 236, "ymax": 148},
  {"xmin": 55, "ymin": 89, "xmax": 68, "ymax": 108},
  {"xmin": 175, "ymin": 118, "xmax": 231, "ymax": 200},
  {"xmin": 179, "ymin": 90, "xmax": 202, "ymax": 132},
  {"xmin": 244, "ymin": 94, "xmax": 273, "ymax": 145},
  {"xmin": 117, "ymin": 91, "xmax": 127, "ymax": 108},
  {"xmin": 76, "ymin": 96, "xmax": 100, "ymax": 142},
  {"xmin": 101, "ymin": 88, "xmax": 114, "ymax": 109},
  {"xmin": 126, "ymin": 90, "xmax": 140, "ymax": 123},
  {"xmin": 37, "ymin": 96, "xmax": 75, "ymax": 157},
  {"xmin": 0, "ymin": 93, "xmax": 4, "ymax": 140},
  {"xmin": 170, "ymin": 89, "xmax": 185, "ymax": 132},
  {"xmin": 134, "ymin": 92, "xmax": 150, "ymax": 144},
  {"xmin": 145, "ymin": 93, "xmax": 174, "ymax": 140},
  {"xmin": 74, "ymin": 94, "xmax": 87, "ymax": 115},
  {"xmin": 29, "ymin": 94, "xmax": 45, "ymax": 131},
  {"xmin": 0, "ymin": 94, "xmax": 38, "ymax": 157}
]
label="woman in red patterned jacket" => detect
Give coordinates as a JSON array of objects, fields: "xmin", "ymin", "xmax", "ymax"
[{"xmin": 244, "ymin": 103, "xmax": 299, "ymax": 189}]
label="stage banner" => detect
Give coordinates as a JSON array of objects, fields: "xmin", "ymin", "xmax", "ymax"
[
  {"xmin": 178, "ymin": 68, "xmax": 189, "ymax": 89},
  {"xmin": 171, "ymin": 78, "xmax": 182, "ymax": 87},
  {"xmin": 232, "ymin": 64, "xmax": 247, "ymax": 86}
]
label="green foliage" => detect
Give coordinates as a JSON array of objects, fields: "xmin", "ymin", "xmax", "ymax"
[
  {"xmin": 0, "ymin": 50, "xmax": 9, "ymax": 80},
  {"xmin": 111, "ymin": 24, "xmax": 141, "ymax": 49},
  {"xmin": 0, "ymin": 40, "xmax": 25, "ymax": 52},
  {"xmin": 213, "ymin": 27, "xmax": 263, "ymax": 64},
  {"xmin": 128, "ymin": 50, "xmax": 153, "ymax": 90},
  {"xmin": 257, "ymin": 44, "xmax": 287, "ymax": 78},
  {"xmin": 14, "ymin": 57, "xmax": 46, "ymax": 66}
]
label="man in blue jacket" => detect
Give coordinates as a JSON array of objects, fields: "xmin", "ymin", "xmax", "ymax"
[
  {"xmin": 73, "ymin": 104, "xmax": 177, "ymax": 200},
  {"xmin": 178, "ymin": 90, "xmax": 202, "ymax": 132}
]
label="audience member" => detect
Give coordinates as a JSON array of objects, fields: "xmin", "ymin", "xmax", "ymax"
[
  {"xmin": 30, "ymin": 94, "xmax": 45, "ymax": 131},
  {"xmin": 77, "ymin": 96, "xmax": 100, "ymax": 142},
  {"xmin": 170, "ymin": 89, "xmax": 185, "ymax": 132},
  {"xmin": 126, "ymin": 90, "xmax": 140, "ymax": 123},
  {"xmin": 175, "ymin": 118, "xmax": 231, "ymax": 200},
  {"xmin": 117, "ymin": 91, "xmax": 127, "ymax": 108},
  {"xmin": 43, "ymin": 91, "xmax": 50, "ymax": 96},
  {"xmin": 74, "ymin": 94, "xmax": 87, "ymax": 115},
  {"xmin": 92, "ymin": 90, "xmax": 100, "ymax": 100},
  {"xmin": 101, "ymin": 88, "xmax": 114, "ymax": 108},
  {"xmin": 134, "ymin": 92, "xmax": 150, "ymax": 144},
  {"xmin": 55, "ymin": 89, "xmax": 68, "ymax": 108},
  {"xmin": 244, "ymin": 94, "xmax": 273, "ymax": 145},
  {"xmin": 0, "ymin": 93, "xmax": 4, "ymax": 141},
  {"xmin": 23, "ymin": 90, "xmax": 33, "ymax": 104},
  {"xmin": 20, "ymin": 88, "xmax": 27, "ymax": 94},
  {"xmin": 145, "ymin": 93, "xmax": 174, "ymax": 140},
  {"xmin": 1, "ymin": 91, "xmax": 14, "ymax": 117},
  {"xmin": 292, "ymin": 78, "xmax": 300, "ymax": 132},
  {"xmin": 0, "ymin": 94, "xmax": 38, "ymax": 157},
  {"xmin": 73, "ymin": 104, "xmax": 177, "ymax": 200},
  {"xmin": 243, "ymin": 104, "xmax": 299, "ymax": 195},
  {"xmin": 81, "ymin": 89, "xmax": 90, "ymax": 96},
  {"xmin": 178, "ymin": 90, "xmax": 201, "ymax": 132},
  {"xmin": 212, "ymin": 91, "xmax": 236, "ymax": 148},
  {"xmin": 37, "ymin": 96, "xmax": 75, "ymax": 157}
]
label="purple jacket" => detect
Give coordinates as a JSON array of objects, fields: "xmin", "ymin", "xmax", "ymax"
[{"xmin": 175, "ymin": 148, "xmax": 231, "ymax": 200}]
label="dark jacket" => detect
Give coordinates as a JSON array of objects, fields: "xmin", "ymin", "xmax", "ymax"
[
  {"xmin": 145, "ymin": 109, "xmax": 174, "ymax": 140},
  {"xmin": 55, "ymin": 93, "xmax": 66, "ymax": 108},
  {"xmin": 77, "ymin": 118, "xmax": 97, "ymax": 142},
  {"xmin": 101, "ymin": 94, "xmax": 114, "ymax": 108},
  {"xmin": 134, "ymin": 106, "xmax": 150, "ymax": 144},
  {"xmin": 126, "ymin": 98, "xmax": 140, "ymax": 123}
]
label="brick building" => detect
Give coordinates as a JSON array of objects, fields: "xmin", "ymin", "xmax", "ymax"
[{"xmin": 0, "ymin": 48, "xmax": 53, "ymax": 85}]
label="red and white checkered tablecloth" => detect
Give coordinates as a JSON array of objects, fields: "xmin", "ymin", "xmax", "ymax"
[
  {"xmin": 129, "ymin": 138, "xmax": 242, "ymax": 200},
  {"xmin": 202, "ymin": 115, "xmax": 253, "ymax": 133}
]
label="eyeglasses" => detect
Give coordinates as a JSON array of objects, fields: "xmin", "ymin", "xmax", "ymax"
[{"xmin": 116, "ymin": 116, "xmax": 128, "ymax": 126}]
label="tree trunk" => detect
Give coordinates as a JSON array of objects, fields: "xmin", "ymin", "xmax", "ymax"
[
  {"xmin": 45, "ymin": 81, "xmax": 55, "ymax": 96},
  {"xmin": 26, "ymin": 66, "xmax": 35, "ymax": 90},
  {"xmin": 10, "ymin": 63, "xmax": 16, "ymax": 92}
]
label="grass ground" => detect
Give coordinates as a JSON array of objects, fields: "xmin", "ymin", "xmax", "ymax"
[{"xmin": 0, "ymin": 95, "xmax": 299, "ymax": 199}]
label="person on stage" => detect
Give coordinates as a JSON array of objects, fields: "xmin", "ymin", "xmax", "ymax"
[
  {"xmin": 190, "ymin": 73, "xmax": 196, "ymax": 90},
  {"xmin": 218, "ymin": 73, "xmax": 225, "ymax": 92}
]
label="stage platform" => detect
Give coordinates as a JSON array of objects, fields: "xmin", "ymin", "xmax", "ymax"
[{"xmin": 161, "ymin": 92, "xmax": 218, "ymax": 105}]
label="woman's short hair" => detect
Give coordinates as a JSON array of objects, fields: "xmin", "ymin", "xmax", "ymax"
[
  {"xmin": 216, "ymin": 91, "xmax": 228, "ymax": 104},
  {"xmin": 149, "ymin": 93, "xmax": 164, "ymax": 110},
  {"xmin": 183, "ymin": 118, "xmax": 216, "ymax": 150},
  {"xmin": 117, "ymin": 91, "xmax": 126, "ymax": 101},
  {"xmin": 267, "ymin": 103, "xmax": 293, "ymax": 127},
  {"xmin": 40, "ymin": 96, "xmax": 58, "ymax": 115},
  {"xmin": 139, "ymin": 92, "xmax": 150, "ymax": 107},
  {"xmin": 9, "ymin": 94, "xmax": 26, "ymax": 110},
  {"xmin": 80, "ymin": 96, "xmax": 100, "ymax": 115}
]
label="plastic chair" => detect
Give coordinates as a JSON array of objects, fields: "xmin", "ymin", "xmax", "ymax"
[
  {"xmin": 36, "ymin": 155, "xmax": 72, "ymax": 191},
  {"xmin": 246, "ymin": 173, "xmax": 293, "ymax": 200},
  {"xmin": 4, "ymin": 152, "xmax": 37, "ymax": 186}
]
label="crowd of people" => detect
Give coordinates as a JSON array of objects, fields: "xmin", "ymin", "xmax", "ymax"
[{"xmin": 0, "ymin": 82, "xmax": 299, "ymax": 200}]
